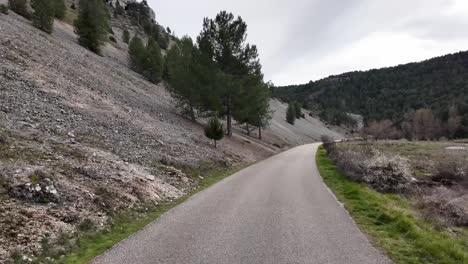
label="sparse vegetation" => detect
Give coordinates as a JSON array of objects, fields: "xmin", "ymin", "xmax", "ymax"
[
  {"xmin": 317, "ymin": 146, "xmax": 468, "ymax": 264},
  {"xmin": 74, "ymin": 0, "xmax": 110, "ymax": 54}
]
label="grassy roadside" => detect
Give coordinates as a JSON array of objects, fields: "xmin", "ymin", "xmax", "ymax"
[
  {"xmin": 316, "ymin": 147, "xmax": 468, "ymax": 264},
  {"xmin": 62, "ymin": 165, "xmax": 249, "ymax": 264}
]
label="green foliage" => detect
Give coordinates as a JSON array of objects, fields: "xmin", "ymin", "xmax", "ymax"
[
  {"xmin": 128, "ymin": 36, "xmax": 162, "ymax": 84},
  {"xmin": 8, "ymin": 0, "xmax": 31, "ymax": 19},
  {"xmin": 197, "ymin": 11, "xmax": 264, "ymax": 137},
  {"xmin": 144, "ymin": 38, "xmax": 163, "ymax": 83},
  {"xmin": 274, "ymin": 51, "xmax": 468, "ymax": 129},
  {"xmin": 74, "ymin": 0, "xmax": 110, "ymax": 54},
  {"xmin": 205, "ymin": 116, "xmax": 224, "ymax": 148},
  {"xmin": 52, "ymin": 0, "xmax": 66, "ymax": 19},
  {"xmin": 166, "ymin": 37, "xmax": 203, "ymax": 119},
  {"xmin": 31, "ymin": 0, "xmax": 55, "ymax": 33},
  {"xmin": 286, "ymin": 102, "xmax": 296, "ymax": 125},
  {"xmin": 122, "ymin": 29, "xmax": 130, "ymax": 44},
  {"xmin": 0, "ymin": 4, "xmax": 9, "ymax": 14},
  {"xmin": 293, "ymin": 101, "xmax": 302, "ymax": 119},
  {"xmin": 316, "ymin": 147, "xmax": 468, "ymax": 264},
  {"xmin": 128, "ymin": 35, "xmax": 146, "ymax": 71}
]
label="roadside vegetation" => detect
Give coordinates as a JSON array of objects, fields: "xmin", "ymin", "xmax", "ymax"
[
  {"xmin": 29, "ymin": 165, "xmax": 249, "ymax": 264},
  {"xmin": 317, "ymin": 138, "xmax": 468, "ymax": 263}
]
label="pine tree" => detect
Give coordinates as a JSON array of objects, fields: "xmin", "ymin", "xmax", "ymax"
[
  {"xmin": 286, "ymin": 102, "xmax": 296, "ymax": 125},
  {"xmin": 74, "ymin": 0, "xmax": 110, "ymax": 54},
  {"xmin": 31, "ymin": 0, "xmax": 55, "ymax": 33},
  {"xmin": 294, "ymin": 101, "xmax": 303, "ymax": 119},
  {"xmin": 52, "ymin": 0, "xmax": 66, "ymax": 19},
  {"xmin": 197, "ymin": 11, "xmax": 263, "ymax": 137},
  {"xmin": 128, "ymin": 35, "xmax": 146, "ymax": 71},
  {"xmin": 122, "ymin": 29, "xmax": 130, "ymax": 44},
  {"xmin": 205, "ymin": 116, "xmax": 224, "ymax": 148},
  {"xmin": 144, "ymin": 38, "xmax": 163, "ymax": 83},
  {"xmin": 8, "ymin": 0, "xmax": 31, "ymax": 19}
]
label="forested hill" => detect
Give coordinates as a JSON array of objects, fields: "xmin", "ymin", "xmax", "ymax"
[{"xmin": 273, "ymin": 50, "xmax": 468, "ymax": 125}]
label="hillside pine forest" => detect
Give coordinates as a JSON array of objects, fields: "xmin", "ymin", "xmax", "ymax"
[{"xmin": 274, "ymin": 51, "xmax": 468, "ymax": 139}]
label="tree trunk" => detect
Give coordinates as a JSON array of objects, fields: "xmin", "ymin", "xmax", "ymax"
[
  {"xmin": 190, "ymin": 103, "xmax": 196, "ymax": 121},
  {"xmin": 258, "ymin": 126, "xmax": 262, "ymax": 140},
  {"xmin": 214, "ymin": 140, "xmax": 217, "ymax": 148},
  {"xmin": 246, "ymin": 123, "xmax": 250, "ymax": 136},
  {"xmin": 226, "ymin": 106, "xmax": 233, "ymax": 137}
]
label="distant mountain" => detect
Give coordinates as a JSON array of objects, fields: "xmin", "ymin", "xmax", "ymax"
[{"xmin": 273, "ymin": 51, "xmax": 468, "ymax": 126}]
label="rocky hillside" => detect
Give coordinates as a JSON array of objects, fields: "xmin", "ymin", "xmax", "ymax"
[
  {"xmin": 0, "ymin": 9, "xmax": 274, "ymax": 262},
  {"xmin": 0, "ymin": 5, "xmax": 342, "ymax": 262}
]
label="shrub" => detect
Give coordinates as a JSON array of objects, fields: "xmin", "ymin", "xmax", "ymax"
[
  {"xmin": 109, "ymin": 35, "xmax": 116, "ymax": 43},
  {"xmin": 122, "ymin": 29, "xmax": 130, "ymax": 44},
  {"xmin": 417, "ymin": 186, "xmax": 468, "ymax": 226},
  {"xmin": 333, "ymin": 148, "xmax": 414, "ymax": 193},
  {"xmin": 0, "ymin": 4, "xmax": 9, "ymax": 14},
  {"xmin": 205, "ymin": 117, "xmax": 224, "ymax": 148},
  {"xmin": 432, "ymin": 157, "xmax": 468, "ymax": 187},
  {"xmin": 31, "ymin": 0, "xmax": 55, "ymax": 33},
  {"xmin": 321, "ymin": 135, "xmax": 336, "ymax": 154},
  {"xmin": 78, "ymin": 218, "xmax": 95, "ymax": 232},
  {"xmin": 8, "ymin": 0, "xmax": 31, "ymax": 19}
]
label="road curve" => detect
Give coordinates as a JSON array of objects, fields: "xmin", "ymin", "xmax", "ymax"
[{"xmin": 92, "ymin": 143, "xmax": 392, "ymax": 264}]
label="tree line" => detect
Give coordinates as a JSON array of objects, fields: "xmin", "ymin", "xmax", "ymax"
[
  {"xmin": 363, "ymin": 103, "xmax": 468, "ymax": 140},
  {"xmin": 273, "ymin": 50, "xmax": 468, "ymax": 134}
]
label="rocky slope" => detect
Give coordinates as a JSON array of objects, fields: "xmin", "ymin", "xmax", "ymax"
[
  {"xmin": 0, "ymin": 7, "xmax": 342, "ymax": 263},
  {"xmin": 0, "ymin": 11, "xmax": 273, "ymax": 262}
]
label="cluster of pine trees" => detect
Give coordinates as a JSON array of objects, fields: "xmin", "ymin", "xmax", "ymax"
[
  {"xmin": 164, "ymin": 11, "xmax": 272, "ymax": 139},
  {"xmin": 128, "ymin": 36, "xmax": 163, "ymax": 84},
  {"xmin": 8, "ymin": 0, "xmax": 66, "ymax": 33},
  {"xmin": 7, "ymin": 0, "xmax": 111, "ymax": 54}
]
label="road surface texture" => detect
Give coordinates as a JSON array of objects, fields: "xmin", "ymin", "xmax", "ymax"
[{"xmin": 92, "ymin": 143, "xmax": 392, "ymax": 264}]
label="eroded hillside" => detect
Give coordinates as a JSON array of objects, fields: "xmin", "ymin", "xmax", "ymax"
[{"xmin": 0, "ymin": 11, "xmax": 273, "ymax": 262}]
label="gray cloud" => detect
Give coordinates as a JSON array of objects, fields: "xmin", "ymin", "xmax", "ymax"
[{"xmin": 148, "ymin": 0, "xmax": 468, "ymax": 85}]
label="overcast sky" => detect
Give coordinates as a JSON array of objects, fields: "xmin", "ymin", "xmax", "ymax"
[{"xmin": 147, "ymin": 0, "xmax": 468, "ymax": 86}]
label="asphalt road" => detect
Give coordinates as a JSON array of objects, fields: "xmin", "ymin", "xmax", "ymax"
[{"xmin": 92, "ymin": 143, "xmax": 392, "ymax": 264}]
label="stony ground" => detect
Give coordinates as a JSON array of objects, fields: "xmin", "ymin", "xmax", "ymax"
[{"xmin": 0, "ymin": 11, "xmax": 281, "ymax": 262}]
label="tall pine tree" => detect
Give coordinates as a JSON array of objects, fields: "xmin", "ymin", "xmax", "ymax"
[
  {"xmin": 197, "ymin": 11, "xmax": 263, "ymax": 137},
  {"xmin": 74, "ymin": 0, "xmax": 110, "ymax": 54},
  {"xmin": 31, "ymin": 0, "xmax": 55, "ymax": 33}
]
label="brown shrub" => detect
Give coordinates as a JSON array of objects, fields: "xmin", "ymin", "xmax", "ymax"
[
  {"xmin": 333, "ymin": 148, "xmax": 414, "ymax": 193},
  {"xmin": 432, "ymin": 156, "xmax": 468, "ymax": 187},
  {"xmin": 417, "ymin": 187, "xmax": 468, "ymax": 227},
  {"xmin": 321, "ymin": 135, "xmax": 336, "ymax": 154}
]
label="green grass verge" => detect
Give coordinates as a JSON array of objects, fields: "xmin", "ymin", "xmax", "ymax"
[
  {"xmin": 316, "ymin": 147, "xmax": 468, "ymax": 264},
  {"xmin": 63, "ymin": 165, "xmax": 248, "ymax": 264}
]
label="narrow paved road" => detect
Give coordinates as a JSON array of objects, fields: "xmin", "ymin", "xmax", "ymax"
[{"xmin": 93, "ymin": 143, "xmax": 392, "ymax": 264}]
